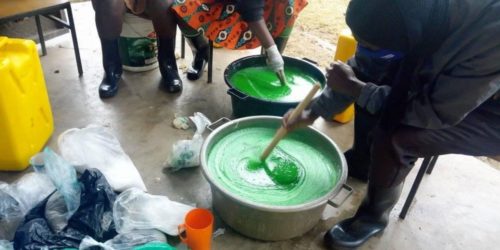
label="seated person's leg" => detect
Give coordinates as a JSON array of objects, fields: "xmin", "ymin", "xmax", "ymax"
[
  {"xmin": 274, "ymin": 27, "xmax": 293, "ymax": 54},
  {"xmin": 344, "ymin": 105, "xmax": 379, "ymax": 182},
  {"xmin": 178, "ymin": 22, "xmax": 210, "ymax": 81},
  {"xmin": 91, "ymin": 0, "xmax": 126, "ymax": 98},
  {"xmin": 145, "ymin": 0, "xmax": 183, "ymax": 93}
]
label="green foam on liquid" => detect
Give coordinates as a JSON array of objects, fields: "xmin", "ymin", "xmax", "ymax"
[
  {"xmin": 207, "ymin": 127, "xmax": 339, "ymax": 206},
  {"xmin": 247, "ymin": 150, "xmax": 300, "ymax": 186},
  {"xmin": 229, "ymin": 66, "xmax": 318, "ymax": 102}
]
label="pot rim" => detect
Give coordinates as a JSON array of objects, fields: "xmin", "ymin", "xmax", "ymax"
[
  {"xmin": 200, "ymin": 116, "xmax": 348, "ymax": 212},
  {"xmin": 223, "ymin": 55, "xmax": 326, "ymax": 104}
]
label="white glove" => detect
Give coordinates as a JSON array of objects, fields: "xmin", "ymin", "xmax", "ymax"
[{"xmin": 265, "ymin": 44, "xmax": 284, "ymax": 73}]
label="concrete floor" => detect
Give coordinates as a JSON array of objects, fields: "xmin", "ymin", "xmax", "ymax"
[{"xmin": 2, "ymin": 2, "xmax": 500, "ymax": 249}]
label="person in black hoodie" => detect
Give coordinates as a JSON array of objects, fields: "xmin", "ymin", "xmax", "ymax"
[
  {"xmin": 92, "ymin": 0, "xmax": 182, "ymax": 98},
  {"xmin": 283, "ymin": 0, "xmax": 500, "ymax": 248}
]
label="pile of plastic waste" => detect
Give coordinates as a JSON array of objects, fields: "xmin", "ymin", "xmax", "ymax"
[{"xmin": 0, "ymin": 125, "xmax": 198, "ymax": 250}]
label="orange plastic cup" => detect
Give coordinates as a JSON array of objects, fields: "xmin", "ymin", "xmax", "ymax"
[{"xmin": 178, "ymin": 208, "xmax": 214, "ymax": 250}]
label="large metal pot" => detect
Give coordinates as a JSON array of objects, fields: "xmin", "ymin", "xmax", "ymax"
[
  {"xmin": 224, "ymin": 56, "xmax": 326, "ymax": 118},
  {"xmin": 200, "ymin": 116, "xmax": 350, "ymax": 241}
]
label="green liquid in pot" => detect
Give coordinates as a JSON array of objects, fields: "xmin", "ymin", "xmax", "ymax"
[
  {"xmin": 207, "ymin": 127, "xmax": 338, "ymax": 206},
  {"xmin": 229, "ymin": 66, "xmax": 318, "ymax": 102}
]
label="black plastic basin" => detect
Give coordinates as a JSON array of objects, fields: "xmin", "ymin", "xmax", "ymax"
[{"xmin": 224, "ymin": 55, "xmax": 326, "ymax": 118}]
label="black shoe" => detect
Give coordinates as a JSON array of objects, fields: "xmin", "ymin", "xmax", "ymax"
[
  {"xmin": 185, "ymin": 34, "xmax": 209, "ymax": 81},
  {"xmin": 99, "ymin": 39, "xmax": 122, "ymax": 98},
  {"xmin": 324, "ymin": 183, "xmax": 403, "ymax": 249},
  {"xmin": 158, "ymin": 38, "xmax": 182, "ymax": 93}
]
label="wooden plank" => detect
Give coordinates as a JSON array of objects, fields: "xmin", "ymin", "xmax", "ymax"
[{"xmin": 0, "ymin": 0, "xmax": 68, "ymax": 19}]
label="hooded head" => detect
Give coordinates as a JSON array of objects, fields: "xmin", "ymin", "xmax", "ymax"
[{"xmin": 346, "ymin": 0, "xmax": 449, "ymax": 55}]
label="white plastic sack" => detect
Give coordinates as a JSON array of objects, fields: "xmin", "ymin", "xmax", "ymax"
[
  {"xmin": 58, "ymin": 125, "xmax": 147, "ymax": 192},
  {"xmin": 113, "ymin": 188, "xmax": 194, "ymax": 236},
  {"xmin": 79, "ymin": 229, "xmax": 167, "ymax": 250},
  {"xmin": 167, "ymin": 112, "xmax": 211, "ymax": 171},
  {"xmin": 0, "ymin": 173, "xmax": 55, "ymax": 240}
]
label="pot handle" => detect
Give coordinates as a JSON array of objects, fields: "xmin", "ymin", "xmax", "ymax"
[
  {"xmin": 227, "ymin": 88, "xmax": 248, "ymax": 100},
  {"xmin": 207, "ymin": 117, "xmax": 231, "ymax": 132},
  {"xmin": 302, "ymin": 57, "xmax": 319, "ymax": 65},
  {"xmin": 327, "ymin": 184, "xmax": 353, "ymax": 208}
]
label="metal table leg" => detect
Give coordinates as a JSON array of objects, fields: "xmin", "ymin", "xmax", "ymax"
[
  {"xmin": 66, "ymin": 4, "xmax": 83, "ymax": 76},
  {"xmin": 35, "ymin": 15, "xmax": 47, "ymax": 56}
]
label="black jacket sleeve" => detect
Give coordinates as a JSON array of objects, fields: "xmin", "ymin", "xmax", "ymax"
[{"xmin": 235, "ymin": 0, "xmax": 265, "ymax": 22}]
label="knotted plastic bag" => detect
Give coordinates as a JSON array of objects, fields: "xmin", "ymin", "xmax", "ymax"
[
  {"xmin": 113, "ymin": 188, "xmax": 193, "ymax": 236},
  {"xmin": 167, "ymin": 112, "xmax": 211, "ymax": 171}
]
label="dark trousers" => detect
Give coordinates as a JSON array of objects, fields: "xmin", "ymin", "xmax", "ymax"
[{"xmin": 351, "ymin": 106, "xmax": 500, "ymax": 188}]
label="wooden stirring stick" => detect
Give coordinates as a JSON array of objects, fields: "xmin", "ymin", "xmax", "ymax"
[
  {"xmin": 276, "ymin": 69, "xmax": 287, "ymax": 86},
  {"xmin": 260, "ymin": 83, "xmax": 321, "ymax": 161}
]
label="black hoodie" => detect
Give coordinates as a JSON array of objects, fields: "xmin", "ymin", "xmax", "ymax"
[{"xmin": 311, "ymin": 0, "xmax": 500, "ymax": 129}]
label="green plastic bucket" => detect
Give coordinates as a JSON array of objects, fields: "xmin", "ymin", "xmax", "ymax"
[{"xmin": 119, "ymin": 13, "xmax": 158, "ymax": 72}]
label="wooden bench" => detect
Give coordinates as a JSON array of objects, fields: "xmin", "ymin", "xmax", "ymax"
[{"xmin": 0, "ymin": 0, "xmax": 83, "ymax": 76}]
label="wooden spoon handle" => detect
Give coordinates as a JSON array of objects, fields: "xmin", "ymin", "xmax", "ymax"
[{"xmin": 260, "ymin": 83, "xmax": 321, "ymax": 161}]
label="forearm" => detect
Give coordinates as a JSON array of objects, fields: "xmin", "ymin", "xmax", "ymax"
[
  {"xmin": 248, "ymin": 19, "xmax": 274, "ymax": 49},
  {"xmin": 356, "ymin": 82, "xmax": 391, "ymax": 115}
]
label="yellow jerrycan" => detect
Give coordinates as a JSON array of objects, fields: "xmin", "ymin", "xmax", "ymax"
[
  {"xmin": 332, "ymin": 29, "xmax": 357, "ymax": 124},
  {"xmin": 0, "ymin": 37, "xmax": 54, "ymax": 171}
]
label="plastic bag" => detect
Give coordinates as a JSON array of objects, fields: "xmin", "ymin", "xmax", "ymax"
[
  {"xmin": 14, "ymin": 169, "xmax": 118, "ymax": 249},
  {"xmin": 167, "ymin": 112, "xmax": 211, "ymax": 171},
  {"xmin": 44, "ymin": 191, "xmax": 69, "ymax": 232},
  {"xmin": 34, "ymin": 148, "xmax": 81, "ymax": 220},
  {"xmin": 58, "ymin": 125, "xmax": 147, "ymax": 192},
  {"xmin": 113, "ymin": 188, "xmax": 194, "ymax": 236},
  {"xmin": 67, "ymin": 169, "xmax": 117, "ymax": 241},
  {"xmin": 13, "ymin": 196, "xmax": 84, "ymax": 249},
  {"xmin": 0, "ymin": 173, "xmax": 55, "ymax": 241},
  {"xmin": 79, "ymin": 229, "xmax": 167, "ymax": 250},
  {"xmin": 0, "ymin": 240, "xmax": 13, "ymax": 250}
]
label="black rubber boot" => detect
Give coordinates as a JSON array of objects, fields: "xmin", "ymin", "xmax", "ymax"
[
  {"xmin": 185, "ymin": 34, "xmax": 209, "ymax": 81},
  {"xmin": 344, "ymin": 106, "xmax": 380, "ymax": 182},
  {"xmin": 158, "ymin": 38, "xmax": 182, "ymax": 93},
  {"xmin": 98, "ymin": 39, "xmax": 122, "ymax": 99},
  {"xmin": 344, "ymin": 149, "xmax": 370, "ymax": 182},
  {"xmin": 324, "ymin": 183, "xmax": 404, "ymax": 249}
]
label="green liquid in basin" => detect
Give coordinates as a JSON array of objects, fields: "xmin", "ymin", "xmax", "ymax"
[
  {"xmin": 229, "ymin": 66, "xmax": 318, "ymax": 102},
  {"xmin": 207, "ymin": 127, "xmax": 339, "ymax": 206}
]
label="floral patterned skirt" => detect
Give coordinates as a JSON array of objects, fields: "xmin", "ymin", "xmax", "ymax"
[{"xmin": 171, "ymin": 0, "xmax": 308, "ymax": 49}]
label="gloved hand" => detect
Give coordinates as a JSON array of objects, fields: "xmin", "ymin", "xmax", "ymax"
[{"xmin": 265, "ymin": 44, "xmax": 284, "ymax": 73}]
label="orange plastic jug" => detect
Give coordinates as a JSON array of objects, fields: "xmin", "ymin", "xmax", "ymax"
[
  {"xmin": 0, "ymin": 37, "xmax": 54, "ymax": 171},
  {"xmin": 332, "ymin": 30, "xmax": 357, "ymax": 124}
]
